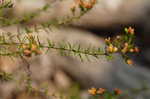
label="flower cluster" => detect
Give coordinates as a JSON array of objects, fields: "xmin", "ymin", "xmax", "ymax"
[
  {"xmin": 105, "ymin": 27, "xmax": 140, "ymax": 65},
  {"xmin": 76, "ymin": 0, "xmax": 96, "ymax": 9},
  {"xmin": 0, "ymin": 27, "xmax": 139, "ymax": 65},
  {"xmin": 88, "ymin": 87, "xmax": 122, "ymax": 96},
  {"xmin": 22, "ymin": 44, "xmax": 42, "ymax": 57},
  {"xmin": 21, "ymin": 34, "xmax": 42, "ymax": 57},
  {"xmin": 71, "ymin": 0, "xmax": 96, "ymax": 17}
]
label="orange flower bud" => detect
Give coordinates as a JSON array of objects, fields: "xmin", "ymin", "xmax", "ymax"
[
  {"xmin": 97, "ymin": 88, "xmax": 106, "ymax": 94},
  {"xmin": 84, "ymin": 3, "xmax": 92, "ymax": 8},
  {"xmin": 134, "ymin": 47, "xmax": 140, "ymax": 53},
  {"xmin": 114, "ymin": 88, "xmax": 122, "ymax": 95},
  {"xmin": 23, "ymin": 49, "xmax": 32, "ymax": 57},
  {"xmin": 77, "ymin": 0, "xmax": 96, "ymax": 8},
  {"xmin": 128, "ymin": 27, "xmax": 134, "ymax": 35}
]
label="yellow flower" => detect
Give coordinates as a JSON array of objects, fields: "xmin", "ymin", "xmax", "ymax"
[
  {"xmin": 88, "ymin": 88, "xmax": 97, "ymax": 95},
  {"xmin": 107, "ymin": 44, "xmax": 118, "ymax": 53}
]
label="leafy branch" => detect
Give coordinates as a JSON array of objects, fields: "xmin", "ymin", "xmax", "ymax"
[
  {"xmin": 0, "ymin": 27, "xmax": 139, "ymax": 64},
  {"xmin": 0, "ymin": 0, "xmax": 95, "ymax": 26}
]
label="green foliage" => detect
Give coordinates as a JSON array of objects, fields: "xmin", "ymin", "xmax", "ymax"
[
  {"xmin": 0, "ymin": 71, "xmax": 13, "ymax": 81},
  {"xmin": 0, "ymin": 0, "xmax": 13, "ymax": 9}
]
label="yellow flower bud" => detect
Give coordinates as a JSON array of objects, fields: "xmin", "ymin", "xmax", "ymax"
[
  {"xmin": 31, "ymin": 44, "xmax": 38, "ymax": 52},
  {"xmin": 107, "ymin": 44, "xmax": 114, "ymax": 53},
  {"xmin": 126, "ymin": 59, "xmax": 133, "ymax": 65},
  {"xmin": 129, "ymin": 49, "xmax": 134, "ymax": 53},
  {"xmin": 22, "ymin": 44, "xmax": 29, "ymax": 49},
  {"xmin": 88, "ymin": 88, "xmax": 97, "ymax": 95},
  {"xmin": 113, "ymin": 47, "xmax": 118, "ymax": 52}
]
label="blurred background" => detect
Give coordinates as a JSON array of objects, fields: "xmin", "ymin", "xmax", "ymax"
[{"xmin": 0, "ymin": 0, "xmax": 150, "ymax": 99}]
